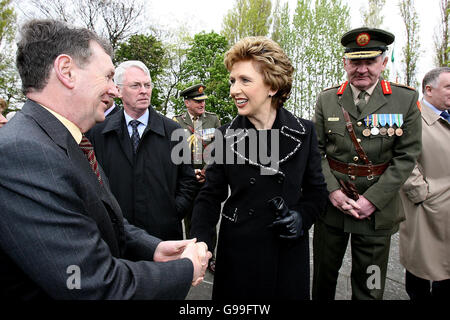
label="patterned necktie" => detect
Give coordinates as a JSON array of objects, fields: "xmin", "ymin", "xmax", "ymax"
[
  {"xmin": 79, "ymin": 135, "xmax": 103, "ymax": 185},
  {"xmin": 440, "ymin": 111, "xmax": 450, "ymax": 122},
  {"xmin": 129, "ymin": 120, "xmax": 140, "ymax": 154},
  {"xmin": 356, "ymin": 91, "xmax": 368, "ymax": 114}
]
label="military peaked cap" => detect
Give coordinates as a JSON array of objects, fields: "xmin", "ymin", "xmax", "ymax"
[
  {"xmin": 180, "ymin": 84, "xmax": 208, "ymax": 100},
  {"xmin": 341, "ymin": 27, "xmax": 395, "ymax": 60}
]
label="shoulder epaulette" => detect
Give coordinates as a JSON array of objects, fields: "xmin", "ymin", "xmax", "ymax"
[
  {"xmin": 336, "ymin": 81, "xmax": 349, "ymax": 96},
  {"xmin": 323, "ymin": 84, "xmax": 341, "ymax": 92},
  {"xmin": 390, "ymin": 82, "xmax": 417, "ymax": 91},
  {"xmin": 381, "ymin": 80, "xmax": 392, "ymax": 95}
]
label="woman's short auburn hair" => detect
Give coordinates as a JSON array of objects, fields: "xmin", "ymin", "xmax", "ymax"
[{"xmin": 224, "ymin": 36, "xmax": 294, "ymax": 109}]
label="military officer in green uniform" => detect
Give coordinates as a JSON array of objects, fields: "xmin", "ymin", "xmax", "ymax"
[
  {"xmin": 173, "ymin": 83, "xmax": 221, "ymax": 178},
  {"xmin": 312, "ymin": 27, "xmax": 422, "ymax": 300},
  {"xmin": 173, "ymin": 83, "xmax": 221, "ymax": 272}
]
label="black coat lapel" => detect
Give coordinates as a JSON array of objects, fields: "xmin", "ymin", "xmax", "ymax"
[
  {"xmin": 225, "ymin": 108, "xmax": 306, "ymax": 176},
  {"xmin": 102, "ymin": 111, "xmax": 134, "ymax": 165}
]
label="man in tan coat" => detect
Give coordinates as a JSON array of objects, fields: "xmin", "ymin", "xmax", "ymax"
[{"xmin": 400, "ymin": 67, "xmax": 450, "ymax": 300}]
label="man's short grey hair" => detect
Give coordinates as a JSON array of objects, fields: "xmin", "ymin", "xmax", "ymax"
[
  {"xmin": 114, "ymin": 60, "xmax": 151, "ymax": 85},
  {"xmin": 422, "ymin": 67, "xmax": 450, "ymax": 94}
]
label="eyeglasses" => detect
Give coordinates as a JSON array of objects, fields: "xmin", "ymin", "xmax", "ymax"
[{"xmin": 118, "ymin": 83, "xmax": 152, "ymax": 90}]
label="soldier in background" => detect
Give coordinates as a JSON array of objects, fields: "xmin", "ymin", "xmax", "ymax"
[
  {"xmin": 312, "ymin": 27, "xmax": 422, "ymax": 300},
  {"xmin": 173, "ymin": 83, "xmax": 221, "ymax": 273}
]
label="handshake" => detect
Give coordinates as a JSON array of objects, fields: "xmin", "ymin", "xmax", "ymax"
[{"xmin": 154, "ymin": 238, "xmax": 212, "ymax": 286}]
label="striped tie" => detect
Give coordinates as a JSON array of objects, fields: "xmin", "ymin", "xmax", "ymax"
[
  {"xmin": 79, "ymin": 135, "xmax": 103, "ymax": 185},
  {"xmin": 129, "ymin": 120, "xmax": 140, "ymax": 154}
]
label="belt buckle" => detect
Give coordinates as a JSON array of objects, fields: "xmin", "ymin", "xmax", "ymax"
[
  {"xmin": 367, "ymin": 166, "xmax": 374, "ymax": 180},
  {"xmin": 347, "ymin": 163, "xmax": 357, "ymax": 181}
]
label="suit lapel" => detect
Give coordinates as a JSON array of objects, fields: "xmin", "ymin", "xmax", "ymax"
[
  {"xmin": 102, "ymin": 111, "xmax": 134, "ymax": 165},
  {"xmin": 23, "ymin": 100, "xmax": 125, "ymax": 254},
  {"xmin": 421, "ymin": 99, "xmax": 443, "ymax": 126},
  {"xmin": 181, "ymin": 112, "xmax": 195, "ymax": 132},
  {"xmin": 338, "ymin": 85, "xmax": 359, "ymax": 119},
  {"xmin": 359, "ymin": 81, "xmax": 388, "ymax": 119}
]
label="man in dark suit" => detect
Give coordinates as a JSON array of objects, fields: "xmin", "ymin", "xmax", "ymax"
[
  {"xmin": 87, "ymin": 60, "xmax": 198, "ymax": 241},
  {"xmin": 0, "ymin": 19, "xmax": 210, "ymax": 300}
]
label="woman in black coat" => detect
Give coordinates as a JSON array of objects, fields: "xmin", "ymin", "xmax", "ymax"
[{"xmin": 190, "ymin": 36, "xmax": 328, "ymax": 300}]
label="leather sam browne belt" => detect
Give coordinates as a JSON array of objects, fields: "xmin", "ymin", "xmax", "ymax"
[
  {"xmin": 327, "ymin": 157, "xmax": 389, "ymax": 178},
  {"xmin": 332, "ymin": 106, "xmax": 390, "ymax": 180}
]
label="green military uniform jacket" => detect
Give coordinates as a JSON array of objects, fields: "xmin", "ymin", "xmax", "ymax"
[
  {"xmin": 173, "ymin": 111, "xmax": 221, "ymax": 169},
  {"xmin": 313, "ymin": 79, "xmax": 421, "ymax": 235}
]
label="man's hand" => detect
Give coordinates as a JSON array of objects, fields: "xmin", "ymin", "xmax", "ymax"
[
  {"xmin": 329, "ymin": 189, "xmax": 361, "ymax": 218},
  {"xmin": 355, "ymin": 195, "xmax": 376, "ymax": 219},
  {"xmin": 195, "ymin": 169, "xmax": 205, "ymax": 183},
  {"xmin": 181, "ymin": 241, "xmax": 212, "ymax": 286},
  {"xmin": 153, "ymin": 238, "xmax": 196, "ymax": 262}
]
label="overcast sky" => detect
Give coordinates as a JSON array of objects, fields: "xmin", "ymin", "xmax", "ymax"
[{"xmin": 148, "ymin": 0, "xmax": 441, "ymax": 88}]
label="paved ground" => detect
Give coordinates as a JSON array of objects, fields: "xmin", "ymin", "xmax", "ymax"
[{"xmin": 186, "ymin": 227, "xmax": 409, "ymax": 300}]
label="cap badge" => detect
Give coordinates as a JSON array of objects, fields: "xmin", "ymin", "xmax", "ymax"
[
  {"xmin": 198, "ymin": 86, "xmax": 204, "ymax": 94},
  {"xmin": 356, "ymin": 33, "xmax": 370, "ymax": 47}
]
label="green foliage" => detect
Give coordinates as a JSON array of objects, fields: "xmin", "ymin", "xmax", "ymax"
[
  {"xmin": 361, "ymin": 0, "xmax": 386, "ymax": 28},
  {"xmin": 0, "ymin": 0, "xmax": 23, "ymax": 109},
  {"xmin": 114, "ymin": 34, "xmax": 168, "ymax": 112},
  {"xmin": 270, "ymin": 0, "xmax": 283, "ymax": 42},
  {"xmin": 399, "ymin": 0, "xmax": 421, "ymax": 88},
  {"xmin": 175, "ymin": 32, "xmax": 236, "ymax": 123},
  {"xmin": 277, "ymin": 0, "xmax": 350, "ymax": 119},
  {"xmin": 0, "ymin": 0, "xmax": 15, "ymax": 44},
  {"xmin": 222, "ymin": 0, "xmax": 273, "ymax": 46},
  {"xmin": 434, "ymin": 0, "xmax": 450, "ymax": 67}
]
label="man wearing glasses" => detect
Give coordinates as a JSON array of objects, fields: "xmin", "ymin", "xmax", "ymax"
[{"xmin": 87, "ymin": 60, "xmax": 198, "ymax": 241}]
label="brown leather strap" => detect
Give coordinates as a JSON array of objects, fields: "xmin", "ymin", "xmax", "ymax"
[
  {"xmin": 328, "ymin": 157, "xmax": 389, "ymax": 177},
  {"xmin": 341, "ymin": 107, "xmax": 371, "ymax": 164}
]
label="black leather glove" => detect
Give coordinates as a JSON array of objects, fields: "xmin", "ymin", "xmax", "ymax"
[{"xmin": 268, "ymin": 196, "xmax": 304, "ymax": 239}]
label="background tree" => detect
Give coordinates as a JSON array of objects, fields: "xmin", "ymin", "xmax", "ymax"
[
  {"xmin": 277, "ymin": 0, "xmax": 350, "ymax": 119},
  {"xmin": 114, "ymin": 34, "xmax": 167, "ymax": 112},
  {"xmin": 399, "ymin": 0, "xmax": 421, "ymax": 88},
  {"xmin": 270, "ymin": 0, "xmax": 283, "ymax": 42},
  {"xmin": 156, "ymin": 27, "xmax": 191, "ymax": 116},
  {"xmin": 361, "ymin": 0, "xmax": 386, "ymax": 28},
  {"xmin": 434, "ymin": 0, "xmax": 449, "ymax": 67},
  {"xmin": 0, "ymin": 0, "xmax": 24, "ymax": 111},
  {"xmin": 222, "ymin": 0, "xmax": 272, "ymax": 45},
  {"xmin": 176, "ymin": 32, "xmax": 235, "ymax": 123},
  {"xmin": 360, "ymin": 0, "xmax": 391, "ymax": 80},
  {"xmin": 22, "ymin": 0, "xmax": 146, "ymax": 50}
]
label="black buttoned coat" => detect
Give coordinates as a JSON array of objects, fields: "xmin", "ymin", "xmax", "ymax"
[
  {"xmin": 191, "ymin": 107, "xmax": 328, "ymax": 300},
  {"xmin": 87, "ymin": 107, "xmax": 198, "ymax": 240}
]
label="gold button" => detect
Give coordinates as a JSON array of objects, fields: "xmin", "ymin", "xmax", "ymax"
[
  {"xmin": 357, "ymin": 121, "xmax": 363, "ymax": 127},
  {"xmin": 357, "ymin": 138, "xmax": 362, "ymax": 143},
  {"xmin": 353, "ymin": 156, "xmax": 359, "ymax": 162}
]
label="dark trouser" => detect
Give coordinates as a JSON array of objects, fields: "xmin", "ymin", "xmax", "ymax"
[
  {"xmin": 405, "ymin": 270, "xmax": 450, "ymax": 300},
  {"xmin": 312, "ymin": 219, "xmax": 391, "ymax": 300}
]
